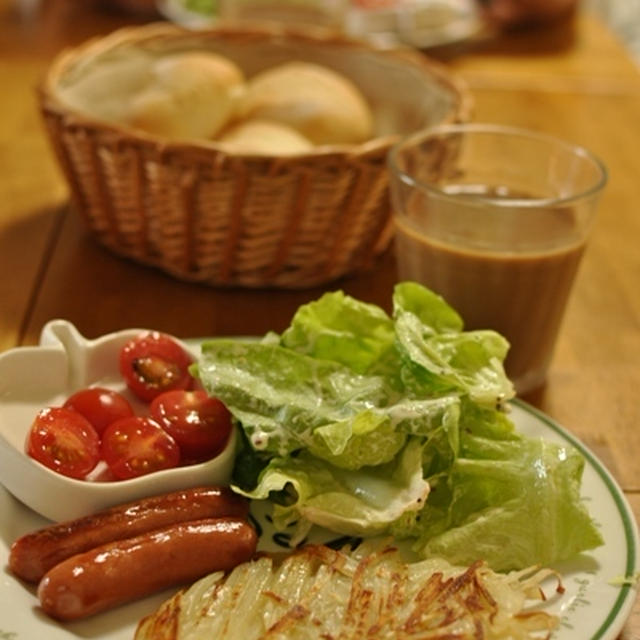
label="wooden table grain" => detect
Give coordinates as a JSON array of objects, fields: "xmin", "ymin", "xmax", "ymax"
[{"xmin": 0, "ymin": 1, "xmax": 639, "ymax": 636}]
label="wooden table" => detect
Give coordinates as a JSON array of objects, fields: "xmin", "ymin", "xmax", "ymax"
[{"xmin": 1, "ymin": 0, "xmax": 639, "ymax": 636}]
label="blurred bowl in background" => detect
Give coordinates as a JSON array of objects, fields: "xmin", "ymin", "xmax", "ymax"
[
  {"xmin": 156, "ymin": 0, "xmax": 485, "ymax": 49},
  {"xmin": 156, "ymin": 0, "xmax": 347, "ymax": 30}
]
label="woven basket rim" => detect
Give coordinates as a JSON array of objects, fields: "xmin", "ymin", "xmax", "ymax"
[{"xmin": 39, "ymin": 21, "xmax": 473, "ymax": 160}]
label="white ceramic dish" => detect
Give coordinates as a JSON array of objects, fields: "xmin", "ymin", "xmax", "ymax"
[
  {"xmin": 345, "ymin": 0, "xmax": 484, "ymax": 49},
  {"xmin": 157, "ymin": 0, "xmax": 484, "ymax": 50},
  {"xmin": 0, "ymin": 320, "xmax": 237, "ymax": 522},
  {"xmin": 0, "ymin": 398, "xmax": 637, "ymax": 639}
]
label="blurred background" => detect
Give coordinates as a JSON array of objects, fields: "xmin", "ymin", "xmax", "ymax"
[
  {"xmin": 585, "ymin": 0, "xmax": 640, "ymax": 60},
  {"xmin": 13, "ymin": 1, "xmax": 639, "ymax": 62}
]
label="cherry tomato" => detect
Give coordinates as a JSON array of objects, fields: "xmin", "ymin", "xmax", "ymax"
[
  {"xmin": 101, "ymin": 416, "xmax": 181, "ymax": 480},
  {"xmin": 63, "ymin": 387, "xmax": 134, "ymax": 436},
  {"xmin": 26, "ymin": 407, "xmax": 101, "ymax": 479},
  {"xmin": 150, "ymin": 390, "xmax": 233, "ymax": 462},
  {"xmin": 119, "ymin": 332, "xmax": 194, "ymax": 402}
]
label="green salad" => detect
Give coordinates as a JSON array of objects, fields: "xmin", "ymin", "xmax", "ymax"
[
  {"xmin": 196, "ymin": 282, "xmax": 603, "ymax": 571},
  {"xmin": 179, "ymin": 0, "xmax": 217, "ymax": 15}
]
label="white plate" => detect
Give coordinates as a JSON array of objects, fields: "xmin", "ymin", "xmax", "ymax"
[
  {"xmin": 344, "ymin": 0, "xmax": 485, "ymax": 50},
  {"xmin": 0, "ymin": 398, "xmax": 637, "ymax": 638},
  {"xmin": 157, "ymin": 0, "xmax": 485, "ymax": 50}
]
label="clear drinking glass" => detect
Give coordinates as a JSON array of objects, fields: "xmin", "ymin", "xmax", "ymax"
[{"xmin": 388, "ymin": 123, "xmax": 607, "ymax": 395}]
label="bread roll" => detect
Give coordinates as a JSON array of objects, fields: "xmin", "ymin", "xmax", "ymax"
[
  {"xmin": 219, "ymin": 120, "xmax": 313, "ymax": 156},
  {"xmin": 128, "ymin": 52, "xmax": 245, "ymax": 140},
  {"xmin": 217, "ymin": 119, "xmax": 314, "ymax": 155},
  {"xmin": 56, "ymin": 53, "xmax": 155, "ymax": 124},
  {"xmin": 239, "ymin": 62, "xmax": 374, "ymax": 145}
]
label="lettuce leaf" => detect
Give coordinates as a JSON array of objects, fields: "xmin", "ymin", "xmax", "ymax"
[
  {"xmin": 409, "ymin": 435, "xmax": 602, "ymax": 572},
  {"xmin": 196, "ymin": 282, "xmax": 603, "ymax": 570},
  {"xmin": 280, "ymin": 290, "xmax": 396, "ymax": 376},
  {"xmin": 235, "ymin": 438, "xmax": 429, "ymax": 539},
  {"xmin": 393, "ymin": 282, "xmax": 514, "ymax": 406}
]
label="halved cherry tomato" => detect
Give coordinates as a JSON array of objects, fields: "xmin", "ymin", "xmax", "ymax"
[
  {"xmin": 63, "ymin": 387, "xmax": 134, "ymax": 436},
  {"xmin": 119, "ymin": 332, "xmax": 194, "ymax": 402},
  {"xmin": 26, "ymin": 407, "xmax": 101, "ymax": 479},
  {"xmin": 150, "ymin": 390, "xmax": 232, "ymax": 462},
  {"xmin": 101, "ymin": 416, "xmax": 181, "ymax": 480}
]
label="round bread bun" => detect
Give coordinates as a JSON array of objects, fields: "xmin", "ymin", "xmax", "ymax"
[
  {"xmin": 128, "ymin": 52, "xmax": 245, "ymax": 140},
  {"xmin": 56, "ymin": 53, "xmax": 155, "ymax": 124},
  {"xmin": 217, "ymin": 119, "xmax": 314, "ymax": 155},
  {"xmin": 239, "ymin": 61, "xmax": 374, "ymax": 145}
]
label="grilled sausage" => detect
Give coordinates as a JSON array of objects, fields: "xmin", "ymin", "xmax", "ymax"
[
  {"xmin": 9, "ymin": 486, "xmax": 249, "ymax": 583},
  {"xmin": 38, "ymin": 517, "xmax": 257, "ymax": 621}
]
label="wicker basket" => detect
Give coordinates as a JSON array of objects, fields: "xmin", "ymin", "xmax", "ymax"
[{"xmin": 40, "ymin": 22, "xmax": 472, "ymax": 288}]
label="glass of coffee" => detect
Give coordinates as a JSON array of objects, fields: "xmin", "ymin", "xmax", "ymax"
[{"xmin": 388, "ymin": 123, "xmax": 607, "ymax": 395}]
